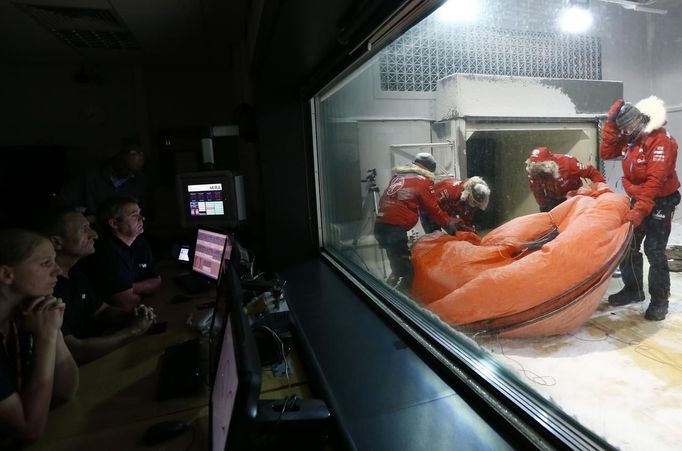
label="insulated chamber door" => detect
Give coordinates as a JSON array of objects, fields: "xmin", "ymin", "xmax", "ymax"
[{"xmin": 464, "ymin": 122, "xmax": 599, "ymax": 228}]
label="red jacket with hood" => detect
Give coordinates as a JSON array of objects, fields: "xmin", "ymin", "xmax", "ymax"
[
  {"xmin": 432, "ymin": 177, "xmax": 483, "ymax": 226},
  {"xmin": 599, "ymin": 96, "xmax": 680, "ymax": 221},
  {"xmin": 526, "ymin": 147, "xmax": 605, "ymax": 210},
  {"xmin": 376, "ymin": 164, "xmax": 451, "ymax": 230}
]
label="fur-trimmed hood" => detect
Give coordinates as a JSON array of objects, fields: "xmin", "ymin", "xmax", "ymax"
[
  {"xmin": 635, "ymin": 95, "xmax": 667, "ymax": 134},
  {"xmin": 526, "ymin": 147, "xmax": 560, "ymax": 179},
  {"xmin": 394, "ymin": 164, "xmax": 436, "ymax": 181},
  {"xmin": 461, "ymin": 176, "xmax": 491, "ymax": 210}
]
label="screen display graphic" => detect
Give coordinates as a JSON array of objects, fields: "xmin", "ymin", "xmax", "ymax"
[{"xmin": 188, "ymin": 183, "xmax": 225, "ymax": 217}]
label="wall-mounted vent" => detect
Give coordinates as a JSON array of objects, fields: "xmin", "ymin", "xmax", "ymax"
[{"xmin": 16, "ymin": 3, "xmax": 139, "ymax": 49}]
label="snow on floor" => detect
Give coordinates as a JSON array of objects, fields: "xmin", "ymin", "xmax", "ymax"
[{"xmin": 482, "ymin": 259, "xmax": 682, "ymax": 450}]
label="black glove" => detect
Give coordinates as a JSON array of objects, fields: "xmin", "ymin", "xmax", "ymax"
[{"xmin": 445, "ymin": 220, "xmax": 458, "ymax": 236}]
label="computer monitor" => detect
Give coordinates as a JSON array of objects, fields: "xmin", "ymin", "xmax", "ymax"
[
  {"xmin": 209, "ymin": 263, "xmax": 262, "ymax": 451},
  {"xmin": 192, "ymin": 228, "xmax": 230, "ymax": 281},
  {"xmin": 176, "ymin": 170, "xmax": 246, "ymax": 228}
]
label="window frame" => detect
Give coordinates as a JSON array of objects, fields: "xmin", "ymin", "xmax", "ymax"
[{"xmin": 309, "ymin": 1, "xmax": 619, "ymax": 449}]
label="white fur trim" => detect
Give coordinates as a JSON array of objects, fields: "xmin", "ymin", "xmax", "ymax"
[
  {"xmin": 394, "ymin": 164, "xmax": 435, "ymax": 181},
  {"xmin": 635, "ymin": 95, "xmax": 666, "ymax": 133},
  {"xmin": 526, "ymin": 160, "xmax": 560, "ymax": 179},
  {"xmin": 461, "ymin": 176, "xmax": 490, "ymax": 210}
]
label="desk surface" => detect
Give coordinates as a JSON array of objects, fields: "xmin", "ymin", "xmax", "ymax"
[{"xmin": 28, "ymin": 263, "xmax": 212, "ymax": 451}]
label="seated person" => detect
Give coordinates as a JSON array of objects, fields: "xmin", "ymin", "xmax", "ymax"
[
  {"xmin": 85, "ymin": 197, "xmax": 161, "ymax": 311},
  {"xmin": 420, "ymin": 176, "xmax": 491, "ymax": 233},
  {"xmin": 37, "ymin": 207, "xmax": 156, "ymax": 365},
  {"xmin": 526, "ymin": 147, "xmax": 605, "ymax": 212},
  {"xmin": 0, "ymin": 229, "xmax": 79, "ymax": 446}
]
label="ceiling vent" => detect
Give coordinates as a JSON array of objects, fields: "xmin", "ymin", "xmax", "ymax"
[{"xmin": 15, "ymin": 3, "xmax": 139, "ymax": 49}]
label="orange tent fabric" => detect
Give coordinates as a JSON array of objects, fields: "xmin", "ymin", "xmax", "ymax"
[{"xmin": 410, "ymin": 186, "xmax": 631, "ymax": 337}]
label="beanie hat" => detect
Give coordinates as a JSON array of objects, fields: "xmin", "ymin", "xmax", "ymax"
[
  {"xmin": 414, "ymin": 153, "xmax": 436, "ymax": 173},
  {"xmin": 616, "ymin": 103, "xmax": 643, "ymax": 132}
]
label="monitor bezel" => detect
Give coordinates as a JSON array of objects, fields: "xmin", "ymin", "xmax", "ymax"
[
  {"xmin": 176, "ymin": 170, "xmax": 240, "ymax": 228},
  {"xmin": 208, "ymin": 263, "xmax": 262, "ymax": 451},
  {"xmin": 191, "ymin": 226, "xmax": 230, "ymax": 282}
]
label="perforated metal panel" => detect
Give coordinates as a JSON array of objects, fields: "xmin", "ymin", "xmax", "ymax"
[
  {"xmin": 16, "ymin": 3, "xmax": 139, "ymax": 49},
  {"xmin": 379, "ymin": 17, "xmax": 601, "ymax": 92}
]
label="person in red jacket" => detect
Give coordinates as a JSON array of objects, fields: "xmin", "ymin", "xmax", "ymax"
[
  {"xmin": 374, "ymin": 153, "xmax": 457, "ymax": 291},
  {"xmin": 600, "ymin": 96, "xmax": 681, "ymax": 321},
  {"xmin": 526, "ymin": 147, "xmax": 606, "ymax": 212},
  {"xmin": 420, "ymin": 176, "xmax": 491, "ymax": 233}
]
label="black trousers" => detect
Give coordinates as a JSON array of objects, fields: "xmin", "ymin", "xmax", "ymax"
[
  {"xmin": 620, "ymin": 191, "xmax": 681, "ymax": 301},
  {"xmin": 374, "ymin": 222, "xmax": 413, "ymax": 288}
]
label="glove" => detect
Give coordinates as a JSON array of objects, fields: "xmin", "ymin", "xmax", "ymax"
[
  {"xmin": 459, "ymin": 224, "xmax": 476, "ymax": 233},
  {"xmin": 445, "ymin": 220, "xmax": 458, "ymax": 236},
  {"xmin": 624, "ymin": 209, "xmax": 645, "ymax": 228},
  {"xmin": 606, "ymin": 99, "xmax": 624, "ymax": 124}
]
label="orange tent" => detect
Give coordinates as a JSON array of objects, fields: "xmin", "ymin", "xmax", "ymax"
[{"xmin": 410, "ymin": 186, "xmax": 632, "ymax": 337}]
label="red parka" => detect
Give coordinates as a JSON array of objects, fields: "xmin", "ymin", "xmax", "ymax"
[
  {"xmin": 432, "ymin": 177, "xmax": 478, "ymax": 227},
  {"xmin": 599, "ymin": 98, "xmax": 680, "ymax": 223},
  {"xmin": 527, "ymin": 147, "xmax": 605, "ymax": 210},
  {"xmin": 376, "ymin": 165, "xmax": 451, "ymax": 230}
]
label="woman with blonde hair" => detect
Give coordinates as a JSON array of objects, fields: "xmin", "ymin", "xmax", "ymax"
[{"xmin": 0, "ymin": 229, "xmax": 78, "ymax": 446}]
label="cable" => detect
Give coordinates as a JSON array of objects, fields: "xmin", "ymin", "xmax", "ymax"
[
  {"xmin": 256, "ymin": 325, "xmax": 290, "ymax": 387},
  {"xmin": 494, "ymin": 335, "xmax": 557, "ymax": 386}
]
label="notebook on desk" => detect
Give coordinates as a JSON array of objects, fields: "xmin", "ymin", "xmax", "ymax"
[{"xmin": 174, "ymin": 227, "xmax": 232, "ymax": 293}]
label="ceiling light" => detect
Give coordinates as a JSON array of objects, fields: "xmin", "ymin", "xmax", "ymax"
[
  {"xmin": 558, "ymin": 4, "xmax": 594, "ymax": 33},
  {"xmin": 434, "ymin": 0, "xmax": 480, "ymax": 24}
]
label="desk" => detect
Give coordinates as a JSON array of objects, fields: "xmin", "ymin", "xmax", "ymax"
[{"xmin": 28, "ymin": 262, "xmax": 212, "ymax": 451}]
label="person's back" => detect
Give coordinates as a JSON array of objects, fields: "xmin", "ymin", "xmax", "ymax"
[
  {"xmin": 430, "ymin": 176, "xmax": 490, "ymax": 229},
  {"xmin": 526, "ymin": 147, "xmax": 604, "ymax": 212},
  {"xmin": 374, "ymin": 153, "xmax": 456, "ymax": 290}
]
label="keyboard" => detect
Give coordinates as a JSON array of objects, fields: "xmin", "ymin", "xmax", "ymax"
[{"xmin": 173, "ymin": 272, "xmax": 216, "ymax": 293}]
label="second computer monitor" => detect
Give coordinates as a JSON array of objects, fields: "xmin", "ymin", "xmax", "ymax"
[{"xmin": 193, "ymin": 227, "xmax": 229, "ymax": 281}]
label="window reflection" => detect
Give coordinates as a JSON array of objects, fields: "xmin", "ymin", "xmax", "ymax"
[{"xmin": 314, "ymin": 1, "xmax": 682, "ymax": 449}]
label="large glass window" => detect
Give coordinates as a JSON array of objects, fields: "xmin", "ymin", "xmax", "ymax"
[{"xmin": 314, "ymin": 1, "xmax": 682, "ymax": 449}]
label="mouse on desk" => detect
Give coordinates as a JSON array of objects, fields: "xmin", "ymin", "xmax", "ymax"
[
  {"xmin": 171, "ymin": 294, "xmax": 193, "ymax": 304},
  {"xmin": 140, "ymin": 419, "xmax": 190, "ymax": 446}
]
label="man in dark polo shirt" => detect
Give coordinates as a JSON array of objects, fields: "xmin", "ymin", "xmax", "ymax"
[
  {"xmin": 39, "ymin": 207, "xmax": 156, "ymax": 364},
  {"xmin": 87, "ymin": 197, "xmax": 162, "ymax": 311}
]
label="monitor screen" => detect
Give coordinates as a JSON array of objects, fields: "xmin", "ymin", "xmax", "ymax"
[
  {"xmin": 193, "ymin": 228, "xmax": 228, "ymax": 281},
  {"xmin": 188, "ymin": 182, "xmax": 226, "ymax": 217},
  {"xmin": 178, "ymin": 246, "xmax": 190, "ymax": 262},
  {"xmin": 209, "ymin": 262, "xmax": 261, "ymax": 450},
  {"xmin": 176, "ymin": 171, "xmax": 246, "ymax": 228},
  {"xmin": 210, "ymin": 314, "xmax": 239, "ymax": 451}
]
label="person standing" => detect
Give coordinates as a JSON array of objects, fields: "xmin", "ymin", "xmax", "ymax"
[
  {"xmin": 374, "ymin": 153, "xmax": 457, "ymax": 291},
  {"xmin": 59, "ymin": 137, "xmax": 147, "ymax": 215},
  {"xmin": 600, "ymin": 96, "xmax": 680, "ymax": 321},
  {"xmin": 526, "ymin": 146, "xmax": 605, "ymax": 212}
]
